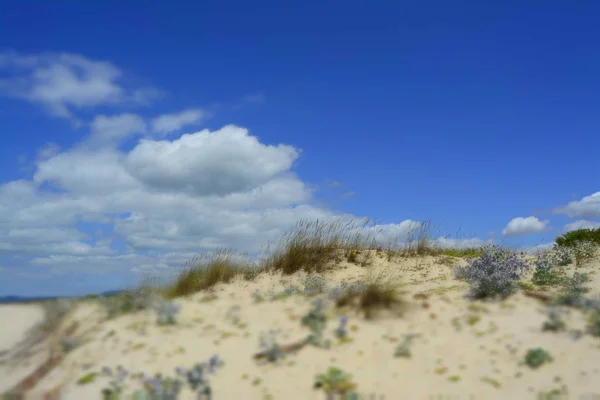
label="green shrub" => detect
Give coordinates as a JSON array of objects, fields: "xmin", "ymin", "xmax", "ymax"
[
  {"xmin": 524, "ymin": 348, "xmax": 553, "ymax": 369},
  {"xmin": 555, "ymin": 228, "xmax": 600, "ymax": 248}
]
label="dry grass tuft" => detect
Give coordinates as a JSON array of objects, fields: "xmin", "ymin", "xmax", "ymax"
[
  {"xmin": 335, "ymin": 267, "xmax": 406, "ymax": 319},
  {"xmin": 164, "ymin": 250, "xmax": 255, "ymax": 298},
  {"xmin": 262, "ymin": 219, "xmax": 376, "ymax": 275}
]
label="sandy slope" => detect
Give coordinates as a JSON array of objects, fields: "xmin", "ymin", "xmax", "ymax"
[
  {"xmin": 3, "ymin": 252, "xmax": 600, "ymax": 399},
  {"xmin": 0, "ymin": 304, "xmax": 47, "ymax": 393},
  {"xmin": 0, "ymin": 304, "xmax": 44, "ymax": 354}
]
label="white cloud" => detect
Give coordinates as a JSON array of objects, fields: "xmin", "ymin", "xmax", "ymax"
[
  {"xmin": 124, "ymin": 125, "xmax": 300, "ymax": 196},
  {"xmin": 521, "ymin": 242, "xmax": 554, "ymax": 254},
  {"xmin": 151, "ymin": 108, "xmax": 207, "ymax": 135},
  {"xmin": 554, "ymin": 192, "xmax": 600, "ymax": 219},
  {"xmin": 87, "ymin": 113, "xmax": 147, "ymax": 147},
  {"xmin": 0, "ymin": 51, "xmax": 159, "ymax": 120},
  {"xmin": 564, "ymin": 219, "xmax": 600, "ymax": 232},
  {"xmin": 502, "ymin": 216, "xmax": 549, "ymax": 237}
]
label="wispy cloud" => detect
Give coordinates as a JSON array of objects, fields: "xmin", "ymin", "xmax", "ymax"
[
  {"xmin": 564, "ymin": 219, "xmax": 600, "ymax": 232},
  {"xmin": 0, "ymin": 51, "xmax": 160, "ymax": 122},
  {"xmin": 150, "ymin": 108, "xmax": 207, "ymax": 135},
  {"xmin": 553, "ymin": 192, "xmax": 600, "ymax": 219}
]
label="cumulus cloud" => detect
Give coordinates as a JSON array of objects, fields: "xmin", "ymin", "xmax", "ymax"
[
  {"xmin": 151, "ymin": 108, "xmax": 207, "ymax": 135},
  {"xmin": 0, "ymin": 51, "xmax": 159, "ymax": 120},
  {"xmin": 564, "ymin": 219, "xmax": 600, "ymax": 232},
  {"xmin": 554, "ymin": 192, "xmax": 600, "ymax": 219},
  {"xmin": 502, "ymin": 216, "xmax": 549, "ymax": 237},
  {"xmin": 124, "ymin": 125, "xmax": 300, "ymax": 196}
]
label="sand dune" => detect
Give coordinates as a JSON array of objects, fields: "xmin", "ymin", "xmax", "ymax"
[{"xmin": 1, "ymin": 252, "xmax": 599, "ymax": 399}]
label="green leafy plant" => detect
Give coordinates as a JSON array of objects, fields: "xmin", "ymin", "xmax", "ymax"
[
  {"xmin": 313, "ymin": 366, "xmax": 359, "ymax": 399},
  {"xmin": 523, "ymin": 348, "xmax": 553, "ymax": 369}
]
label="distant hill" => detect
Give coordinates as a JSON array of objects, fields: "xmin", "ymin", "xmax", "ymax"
[{"xmin": 0, "ymin": 289, "xmax": 127, "ymax": 304}]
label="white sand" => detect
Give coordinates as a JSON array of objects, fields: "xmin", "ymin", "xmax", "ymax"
[
  {"xmin": 3, "ymin": 253, "xmax": 600, "ymax": 399},
  {"xmin": 0, "ymin": 304, "xmax": 44, "ymax": 353}
]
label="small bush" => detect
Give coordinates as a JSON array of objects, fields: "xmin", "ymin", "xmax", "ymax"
[
  {"xmin": 523, "ymin": 348, "xmax": 553, "ymax": 369},
  {"xmin": 542, "ymin": 308, "xmax": 567, "ymax": 332},
  {"xmin": 531, "ymin": 251, "xmax": 566, "ymax": 286},
  {"xmin": 460, "ymin": 245, "xmax": 529, "ymax": 300},
  {"xmin": 552, "ymin": 245, "xmax": 574, "ymax": 266},
  {"xmin": 313, "ymin": 366, "xmax": 359, "ymax": 399},
  {"xmin": 572, "ymin": 240, "xmax": 598, "ymax": 266}
]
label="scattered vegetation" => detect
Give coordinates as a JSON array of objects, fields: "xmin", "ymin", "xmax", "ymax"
[
  {"xmin": 101, "ymin": 356, "xmax": 223, "ymax": 399},
  {"xmin": 18, "ymin": 222, "xmax": 599, "ymax": 399}
]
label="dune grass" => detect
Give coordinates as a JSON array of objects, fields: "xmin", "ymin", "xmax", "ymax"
[
  {"xmin": 334, "ymin": 267, "xmax": 407, "ymax": 319},
  {"xmin": 164, "ymin": 250, "xmax": 257, "ymax": 299},
  {"xmin": 124, "ymin": 218, "xmax": 487, "ymax": 305}
]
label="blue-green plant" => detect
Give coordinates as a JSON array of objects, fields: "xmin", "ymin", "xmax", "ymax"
[
  {"xmin": 141, "ymin": 374, "xmax": 183, "ymax": 400},
  {"xmin": 542, "ymin": 308, "xmax": 566, "ymax": 332},
  {"xmin": 101, "ymin": 365, "xmax": 129, "ymax": 399},
  {"xmin": 459, "ymin": 245, "xmax": 530, "ymax": 299},
  {"xmin": 334, "ymin": 315, "xmax": 348, "ymax": 340},
  {"xmin": 258, "ymin": 330, "xmax": 285, "ymax": 362},
  {"xmin": 301, "ymin": 298, "xmax": 331, "ymax": 348},
  {"xmin": 153, "ymin": 298, "xmax": 180, "ymax": 325},
  {"xmin": 394, "ymin": 334, "xmax": 419, "ymax": 358},
  {"xmin": 302, "ymin": 275, "xmax": 327, "ymax": 297}
]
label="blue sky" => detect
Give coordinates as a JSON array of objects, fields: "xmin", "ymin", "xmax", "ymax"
[{"xmin": 0, "ymin": 1, "xmax": 598, "ymax": 297}]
